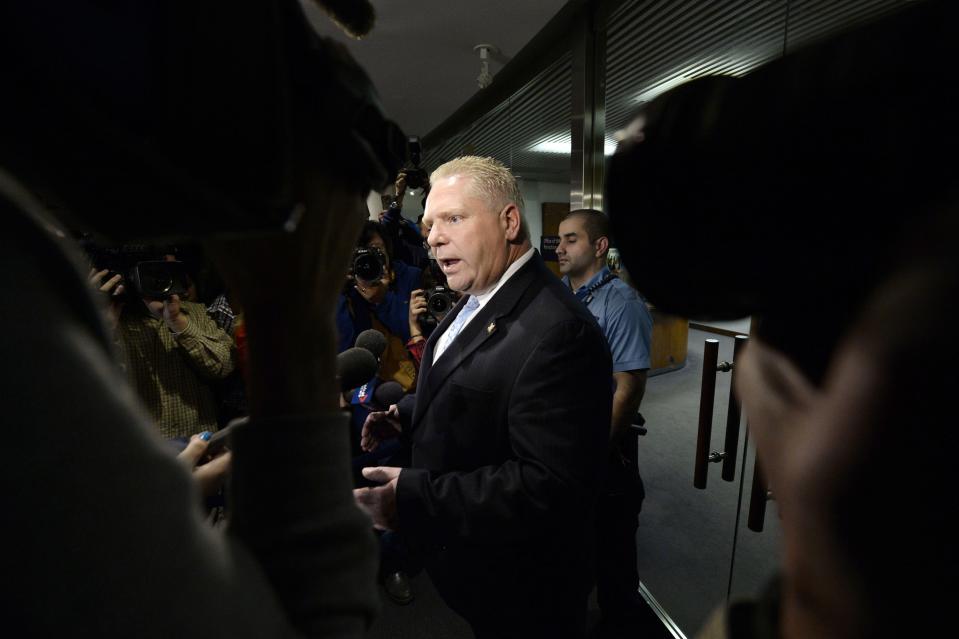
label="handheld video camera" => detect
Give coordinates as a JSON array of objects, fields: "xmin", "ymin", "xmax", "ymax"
[
  {"xmin": 351, "ymin": 247, "xmax": 387, "ymax": 284},
  {"xmin": 403, "ymin": 136, "xmax": 429, "ymax": 191},
  {"xmin": 85, "ymin": 244, "xmax": 190, "ymax": 300},
  {"xmin": 86, "ymin": 243, "xmax": 191, "ymax": 300}
]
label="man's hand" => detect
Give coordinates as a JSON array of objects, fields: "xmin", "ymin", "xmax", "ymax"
[
  {"xmin": 360, "ymin": 404, "xmax": 401, "ymax": 451},
  {"xmin": 378, "ymin": 171, "xmax": 408, "ymax": 223},
  {"xmin": 355, "ymin": 277, "xmax": 388, "ymax": 305},
  {"xmin": 610, "ymin": 369, "xmax": 647, "ymax": 446},
  {"xmin": 354, "ymin": 466, "xmax": 401, "ymax": 531},
  {"xmin": 162, "ymin": 294, "xmax": 189, "ymax": 333},
  {"xmin": 178, "ymin": 433, "xmax": 233, "ymax": 497},
  {"xmin": 88, "ymin": 268, "xmax": 125, "ymax": 332}
]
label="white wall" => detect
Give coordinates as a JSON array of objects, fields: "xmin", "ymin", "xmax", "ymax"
[
  {"xmin": 398, "ymin": 188, "xmax": 427, "ymax": 222},
  {"xmin": 366, "ymin": 190, "xmax": 383, "ymax": 219},
  {"xmin": 367, "ymin": 188, "xmax": 427, "ymax": 222}
]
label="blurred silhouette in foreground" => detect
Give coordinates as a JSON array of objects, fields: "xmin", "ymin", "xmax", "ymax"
[
  {"xmin": 606, "ymin": 1, "xmax": 958, "ymax": 637},
  {"xmin": 0, "ymin": 0, "xmax": 405, "ymax": 636}
]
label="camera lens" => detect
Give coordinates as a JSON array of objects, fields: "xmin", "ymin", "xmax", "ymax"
[
  {"xmin": 428, "ymin": 290, "xmax": 452, "ymax": 315},
  {"xmin": 354, "ymin": 251, "xmax": 384, "ymax": 282},
  {"xmin": 138, "ymin": 263, "xmax": 175, "ymax": 297},
  {"xmin": 147, "ymin": 275, "xmax": 174, "ymax": 295}
]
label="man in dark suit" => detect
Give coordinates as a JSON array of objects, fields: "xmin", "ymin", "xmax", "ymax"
[{"xmin": 356, "ymin": 156, "xmax": 613, "ymax": 638}]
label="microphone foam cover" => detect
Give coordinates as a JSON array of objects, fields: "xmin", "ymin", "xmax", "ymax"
[
  {"xmin": 337, "ymin": 347, "xmax": 378, "ymax": 392},
  {"xmin": 355, "ymin": 328, "xmax": 388, "ymax": 360}
]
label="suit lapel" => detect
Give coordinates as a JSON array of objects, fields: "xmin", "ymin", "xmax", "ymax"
[{"xmin": 412, "ymin": 252, "xmax": 546, "ymax": 425}]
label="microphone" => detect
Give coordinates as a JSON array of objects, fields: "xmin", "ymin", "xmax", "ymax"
[
  {"xmin": 336, "ymin": 347, "xmax": 378, "ymax": 392},
  {"xmin": 355, "ymin": 329, "xmax": 387, "ymax": 360},
  {"xmin": 370, "ymin": 380, "xmax": 405, "ymax": 411}
]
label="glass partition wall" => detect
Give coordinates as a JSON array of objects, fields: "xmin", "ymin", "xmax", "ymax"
[{"xmin": 421, "ymin": 1, "xmax": 913, "ymax": 636}]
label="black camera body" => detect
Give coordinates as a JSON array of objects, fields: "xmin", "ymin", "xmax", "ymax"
[
  {"xmin": 351, "ymin": 247, "xmax": 387, "ymax": 284},
  {"xmin": 403, "ymin": 136, "xmax": 429, "ymax": 191},
  {"xmin": 418, "ymin": 285, "xmax": 455, "ymax": 329},
  {"xmin": 404, "ymin": 168, "xmax": 429, "ymax": 191},
  {"xmin": 129, "ymin": 261, "xmax": 191, "ymax": 300},
  {"xmin": 86, "ymin": 243, "xmax": 191, "ymax": 300}
]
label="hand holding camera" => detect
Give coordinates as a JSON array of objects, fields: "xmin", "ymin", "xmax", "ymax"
[
  {"xmin": 402, "ymin": 137, "xmax": 429, "ymax": 192},
  {"xmin": 161, "ymin": 295, "xmax": 189, "ymax": 334},
  {"xmin": 408, "ymin": 289, "xmax": 428, "ymax": 338},
  {"xmin": 88, "ymin": 268, "xmax": 126, "ymax": 332},
  {"xmin": 413, "ymin": 286, "xmax": 455, "ymax": 333},
  {"xmin": 393, "ymin": 171, "xmax": 407, "ymax": 205}
]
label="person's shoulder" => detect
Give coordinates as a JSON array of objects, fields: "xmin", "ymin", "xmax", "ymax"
[
  {"xmin": 527, "ymin": 266, "xmax": 602, "ymax": 329},
  {"xmin": 604, "ymin": 280, "xmax": 652, "ymax": 325},
  {"xmin": 607, "ymin": 280, "xmax": 650, "ymax": 309},
  {"xmin": 607, "ymin": 277, "xmax": 645, "ymax": 302}
]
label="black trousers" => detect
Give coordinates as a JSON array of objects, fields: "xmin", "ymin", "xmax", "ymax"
[{"xmin": 595, "ymin": 436, "xmax": 645, "ymax": 616}]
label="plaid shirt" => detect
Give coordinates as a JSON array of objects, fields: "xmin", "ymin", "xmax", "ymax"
[
  {"xmin": 117, "ymin": 300, "xmax": 235, "ymax": 439},
  {"xmin": 207, "ymin": 293, "xmax": 236, "ymax": 335}
]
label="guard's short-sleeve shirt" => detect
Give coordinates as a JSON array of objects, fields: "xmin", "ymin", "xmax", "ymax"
[{"xmin": 564, "ymin": 267, "xmax": 653, "ymax": 373}]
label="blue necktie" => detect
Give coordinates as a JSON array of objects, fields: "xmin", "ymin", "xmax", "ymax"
[{"xmin": 436, "ymin": 295, "xmax": 480, "ymax": 360}]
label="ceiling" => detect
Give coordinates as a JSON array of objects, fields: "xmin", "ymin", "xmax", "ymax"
[
  {"xmin": 302, "ymin": 0, "xmax": 569, "ymax": 138},
  {"xmin": 423, "ymin": 0, "xmax": 913, "ymax": 184},
  {"xmin": 304, "ymin": 0, "xmax": 915, "ymax": 186}
]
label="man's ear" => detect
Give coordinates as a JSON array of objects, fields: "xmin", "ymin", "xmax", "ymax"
[
  {"xmin": 502, "ymin": 204, "xmax": 522, "ymax": 241},
  {"xmin": 595, "ymin": 236, "xmax": 609, "ymax": 258}
]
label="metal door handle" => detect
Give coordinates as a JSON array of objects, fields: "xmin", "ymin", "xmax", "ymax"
[
  {"xmin": 721, "ymin": 335, "xmax": 749, "ymax": 481},
  {"xmin": 694, "ymin": 339, "xmax": 720, "ymax": 489},
  {"xmin": 747, "ymin": 449, "xmax": 769, "ymax": 532}
]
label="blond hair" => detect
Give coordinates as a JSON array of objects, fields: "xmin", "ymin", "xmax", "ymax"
[{"xmin": 430, "ymin": 156, "xmax": 529, "ymax": 243}]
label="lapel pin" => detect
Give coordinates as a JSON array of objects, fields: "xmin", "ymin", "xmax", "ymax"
[{"xmin": 487, "ymin": 321, "xmax": 496, "ymax": 335}]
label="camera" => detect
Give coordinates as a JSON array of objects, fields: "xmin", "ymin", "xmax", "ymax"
[
  {"xmin": 84, "ymin": 242, "xmax": 191, "ymax": 300},
  {"xmin": 418, "ymin": 286, "xmax": 455, "ymax": 329},
  {"xmin": 403, "ymin": 136, "xmax": 429, "ymax": 191},
  {"xmin": 427, "ymin": 286, "xmax": 454, "ymax": 318},
  {"xmin": 351, "ymin": 247, "xmax": 387, "ymax": 284},
  {"xmin": 129, "ymin": 261, "xmax": 191, "ymax": 300}
]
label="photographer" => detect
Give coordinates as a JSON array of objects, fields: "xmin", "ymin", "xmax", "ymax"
[
  {"xmin": 406, "ymin": 285, "xmax": 457, "ymax": 368},
  {"xmin": 337, "ymin": 221, "xmax": 424, "ymax": 391},
  {"xmin": 379, "ymin": 170, "xmax": 430, "ymax": 269},
  {"xmin": 406, "ymin": 289, "xmax": 429, "ymax": 366},
  {"xmin": 90, "ymin": 248, "xmax": 236, "ymax": 440}
]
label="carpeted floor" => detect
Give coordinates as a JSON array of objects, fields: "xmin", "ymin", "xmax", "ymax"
[{"xmin": 634, "ymin": 329, "xmax": 782, "ymax": 635}]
